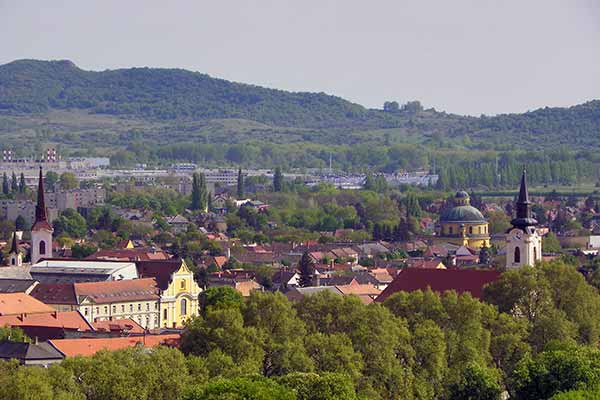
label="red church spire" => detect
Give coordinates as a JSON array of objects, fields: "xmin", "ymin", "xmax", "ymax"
[{"xmin": 32, "ymin": 166, "xmax": 52, "ymax": 232}]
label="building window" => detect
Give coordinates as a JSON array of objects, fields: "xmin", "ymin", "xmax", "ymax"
[
  {"xmin": 104, "ymin": 306, "xmax": 108, "ymax": 314},
  {"xmin": 534, "ymin": 246, "xmax": 538, "ymax": 261},
  {"xmin": 130, "ymin": 304, "xmax": 133, "ymax": 312},
  {"xmin": 121, "ymin": 305, "xmax": 125, "ymax": 312},
  {"xmin": 84, "ymin": 308, "xmax": 88, "ymax": 316},
  {"xmin": 112, "ymin": 306, "xmax": 116, "ymax": 313},
  {"xmin": 469, "ymin": 226, "xmax": 473, "ymax": 234},
  {"xmin": 449, "ymin": 227, "xmax": 453, "ymax": 235},
  {"xmin": 39, "ymin": 240, "xmax": 46, "ymax": 255},
  {"xmin": 181, "ymin": 299, "xmax": 187, "ymax": 316},
  {"xmin": 95, "ymin": 307, "xmax": 99, "ymax": 314},
  {"xmin": 138, "ymin": 304, "xmax": 141, "ymax": 311},
  {"xmin": 181, "ymin": 280, "xmax": 186, "ymax": 290},
  {"xmin": 11, "ymin": 258, "xmax": 15, "ymax": 265},
  {"xmin": 146, "ymin": 303, "xmax": 150, "ymax": 311},
  {"xmin": 163, "ymin": 309, "xmax": 168, "ymax": 320},
  {"xmin": 514, "ymin": 246, "xmax": 521, "ymax": 264}
]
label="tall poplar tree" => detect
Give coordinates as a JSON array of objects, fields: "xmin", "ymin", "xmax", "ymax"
[
  {"xmin": 273, "ymin": 167, "xmax": 283, "ymax": 192},
  {"xmin": 18, "ymin": 173, "xmax": 26, "ymax": 193},
  {"xmin": 10, "ymin": 172, "xmax": 18, "ymax": 192},
  {"xmin": 2, "ymin": 173, "xmax": 8, "ymax": 195},
  {"xmin": 237, "ymin": 168, "xmax": 244, "ymax": 198}
]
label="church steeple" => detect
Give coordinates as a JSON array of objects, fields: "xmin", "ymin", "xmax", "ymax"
[
  {"xmin": 9, "ymin": 230, "xmax": 18, "ymax": 255},
  {"xmin": 511, "ymin": 169, "xmax": 537, "ymax": 231},
  {"xmin": 34, "ymin": 166, "xmax": 48, "ymax": 225}
]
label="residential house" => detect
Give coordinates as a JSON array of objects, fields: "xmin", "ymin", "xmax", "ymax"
[
  {"xmin": 0, "ymin": 292, "xmax": 55, "ymax": 316},
  {"xmin": 86, "ymin": 247, "xmax": 170, "ymax": 261},
  {"xmin": 136, "ymin": 259, "xmax": 202, "ymax": 328},
  {"xmin": 0, "ymin": 341, "xmax": 64, "ymax": 366},
  {"xmin": 166, "ymin": 214, "xmax": 190, "ymax": 234}
]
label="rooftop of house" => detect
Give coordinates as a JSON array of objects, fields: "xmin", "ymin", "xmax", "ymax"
[
  {"xmin": 74, "ymin": 278, "xmax": 160, "ymax": 304},
  {"xmin": 0, "ymin": 310, "xmax": 94, "ymax": 332},
  {"xmin": 49, "ymin": 333, "xmax": 181, "ymax": 357},
  {"xmin": 30, "ymin": 283, "xmax": 78, "ymax": 305},
  {"xmin": 0, "ymin": 340, "xmax": 64, "ymax": 362},
  {"xmin": 87, "ymin": 248, "xmax": 170, "ymax": 261},
  {"xmin": 0, "ymin": 266, "xmax": 32, "ymax": 280},
  {"xmin": 0, "ymin": 279, "xmax": 37, "ymax": 294},
  {"xmin": 0, "ymin": 293, "xmax": 55, "ymax": 316}
]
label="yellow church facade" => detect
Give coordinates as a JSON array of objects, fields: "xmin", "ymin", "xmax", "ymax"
[
  {"xmin": 438, "ymin": 191, "xmax": 490, "ymax": 249},
  {"xmin": 137, "ymin": 259, "xmax": 202, "ymax": 328}
]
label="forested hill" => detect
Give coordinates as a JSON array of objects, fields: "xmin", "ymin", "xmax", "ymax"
[
  {"xmin": 0, "ymin": 59, "xmax": 599, "ymax": 153},
  {"xmin": 0, "ymin": 59, "xmax": 386, "ymax": 128}
]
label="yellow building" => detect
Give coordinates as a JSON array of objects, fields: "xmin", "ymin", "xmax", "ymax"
[
  {"xmin": 137, "ymin": 259, "xmax": 202, "ymax": 328},
  {"xmin": 439, "ymin": 191, "xmax": 490, "ymax": 249}
]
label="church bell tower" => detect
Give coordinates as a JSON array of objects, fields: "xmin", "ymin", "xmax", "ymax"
[
  {"xmin": 506, "ymin": 170, "xmax": 542, "ymax": 269},
  {"xmin": 31, "ymin": 166, "xmax": 53, "ymax": 264}
]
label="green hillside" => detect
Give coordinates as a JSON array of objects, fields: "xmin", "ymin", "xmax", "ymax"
[{"xmin": 0, "ymin": 59, "xmax": 599, "ymax": 184}]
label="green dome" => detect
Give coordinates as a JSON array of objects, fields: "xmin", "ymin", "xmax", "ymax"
[{"xmin": 441, "ymin": 205, "xmax": 486, "ymax": 223}]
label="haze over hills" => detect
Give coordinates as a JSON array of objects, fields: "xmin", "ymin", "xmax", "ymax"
[{"xmin": 0, "ymin": 59, "xmax": 599, "ymax": 172}]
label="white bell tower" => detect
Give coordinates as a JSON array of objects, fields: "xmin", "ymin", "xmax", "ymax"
[
  {"xmin": 31, "ymin": 166, "xmax": 53, "ymax": 264},
  {"xmin": 506, "ymin": 170, "xmax": 542, "ymax": 269}
]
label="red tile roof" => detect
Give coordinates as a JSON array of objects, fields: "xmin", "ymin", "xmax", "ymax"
[
  {"xmin": 92, "ymin": 318, "xmax": 145, "ymax": 334},
  {"xmin": 0, "ymin": 293, "xmax": 55, "ymax": 316},
  {"xmin": 87, "ymin": 248, "xmax": 170, "ymax": 261},
  {"xmin": 30, "ymin": 284, "xmax": 78, "ymax": 305},
  {"xmin": 0, "ymin": 310, "xmax": 93, "ymax": 331},
  {"xmin": 49, "ymin": 334, "xmax": 180, "ymax": 357},
  {"xmin": 74, "ymin": 278, "xmax": 159, "ymax": 304},
  {"xmin": 375, "ymin": 269, "xmax": 502, "ymax": 302}
]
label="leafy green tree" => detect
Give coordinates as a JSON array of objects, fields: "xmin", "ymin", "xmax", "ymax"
[
  {"xmin": 45, "ymin": 171, "xmax": 59, "ymax": 191},
  {"xmin": 278, "ymin": 372, "xmax": 358, "ymax": 400},
  {"xmin": 304, "ymin": 333, "xmax": 364, "ymax": 383},
  {"xmin": 447, "ymin": 363, "xmax": 502, "ymax": 400},
  {"xmin": 0, "ymin": 325, "xmax": 29, "ymax": 342},
  {"xmin": 543, "ymin": 232, "xmax": 562, "ymax": 253},
  {"xmin": 180, "ymin": 308, "xmax": 263, "ymax": 374},
  {"xmin": 273, "ymin": 167, "xmax": 283, "ymax": 192},
  {"xmin": 71, "ymin": 243, "xmax": 98, "ymax": 259},
  {"xmin": 53, "ymin": 208, "xmax": 87, "ymax": 238},
  {"xmin": 201, "ymin": 286, "xmax": 244, "ymax": 312},
  {"xmin": 298, "ymin": 251, "xmax": 315, "ymax": 287},
  {"xmin": 59, "ymin": 172, "xmax": 78, "ymax": 190},
  {"xmin": 512, "ymin": 346, "xmax": 600, "ymax": 400},
  {"xmin": 183, "ymin": 377, "xmax": 295, "ymax": 400},
  {"xmin": 243, "ymin": 292, "xmax": 313, "ymax": 376}
]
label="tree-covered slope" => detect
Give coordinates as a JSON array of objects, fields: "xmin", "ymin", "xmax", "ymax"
[
  {"xmin": 0, "ymin": 59, "xmax": 599, "ymax": 155},
  {"xmin": 0, "ymin": 59, "xmax": 384, "ymax": 128}
]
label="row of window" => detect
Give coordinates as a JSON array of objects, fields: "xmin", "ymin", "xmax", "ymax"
[{"xmin": 83, "ymin": 301, "xmax": 158, "ymax": 317}]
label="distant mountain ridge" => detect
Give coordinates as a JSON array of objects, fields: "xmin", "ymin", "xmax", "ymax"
[{"xmin": 0, "ymin": 59, "xmax": 599, "ymax": 150}]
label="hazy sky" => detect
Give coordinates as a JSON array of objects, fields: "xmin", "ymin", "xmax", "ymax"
[{"xmin": 1, "ymin": 0, "xmax": 599, "ymax": 115}]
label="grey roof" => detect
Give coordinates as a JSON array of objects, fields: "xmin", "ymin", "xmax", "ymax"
[
  {"xmin": 440, "ymin": 205, "xmax": 486, "ymax": 223},
  {"xmin": 0, "ymin": 279, "xmax": 37, "ymax": 293},
  {"xmin": 0, "ymin": 266, "xmax": 32, "ymax": 280},
  {"xmin": 0, "ymin": 341, "xmax": 64, "ymax": 361}
]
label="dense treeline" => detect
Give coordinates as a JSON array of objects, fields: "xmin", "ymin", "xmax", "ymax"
[{"xmin": 4, "ymin": 261, "xmax": 600, "ymax": 399}]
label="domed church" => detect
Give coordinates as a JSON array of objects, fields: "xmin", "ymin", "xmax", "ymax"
[{"xmin": 438, "ymin": 191, "xmax": 490, "ymax": 248}]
